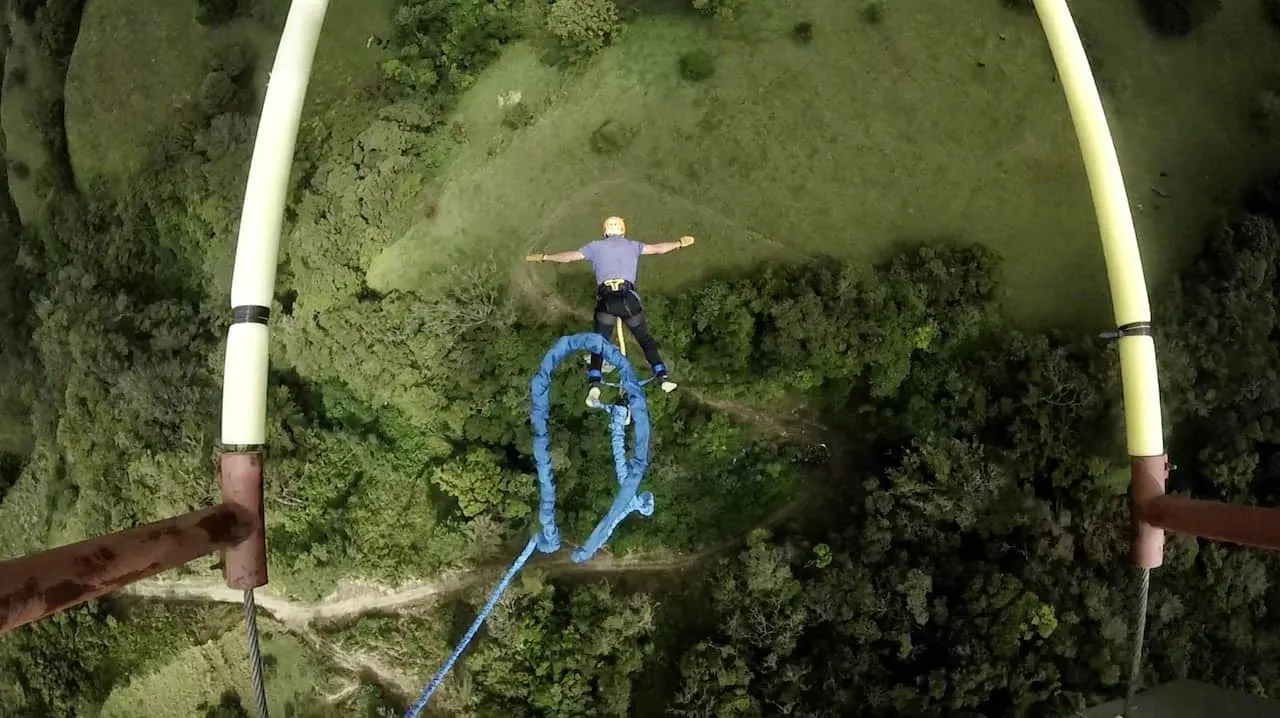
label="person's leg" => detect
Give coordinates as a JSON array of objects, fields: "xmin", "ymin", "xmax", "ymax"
[
  {"xmin": 618, "ymin": 290, "xmax": 669, "ymax": 380},
  {"xmin": 588, "ymin": 309, "xmax": 616, "ymax": 386},
  {"xmin": 623, "ymin": 313, "xmax": 669, "ymax": 380}
]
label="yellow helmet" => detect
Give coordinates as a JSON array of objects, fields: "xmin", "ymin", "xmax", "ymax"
[{"xmin": 603, "ymin": 216, "xmax": 627, "ymax": 236}]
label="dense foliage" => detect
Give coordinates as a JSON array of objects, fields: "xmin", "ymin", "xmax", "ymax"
[
  {"xmin": 543, "ymin": 0, "xmax": 623, "ymax": 64},
  {"xmin": 691, "ymin": 0, "xmax": 746, "ymax": 23},
  {"xmin": 4, "ymin": 0, "xmax": 1280, "ymax": 714},
  {"xmin": 406, "ymin": 184, "xmax": 1280, "ymax": 716},
  {"xmin": 18, "ymin": 0, "xmax": 86, "ymax": 67},
  {"xmin": 678, "ymin": 49, "xmax": 715, "ymax": 81},
  {"xmin": 0, "ymin": 601, "xmax": 239, "ymax": 717},
  {"xmin": 1137, "ymin": 0, "xmax": 1222, "ymax": 36},
  {"xmin": 380, "ymin": 0, "xmax": 523, "ymax": 95},
  {"xmin": 194, "ymin": 0, "xmax": 241, "ymax": 27}
]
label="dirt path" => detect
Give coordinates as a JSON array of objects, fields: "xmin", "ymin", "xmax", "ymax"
[
  {"xmin": 124, "ymin": 489, "xmax": 829, "ymax": 712},
  {"xmin": 128, "ymin": 253, "xmax": 834, "ymax": 702},
  {"xmin": 512, "ymin": 254, "xmax": 830, "ymax": 445},
  {"xmin": 125, "ymin": 540, "xmax": 767, "ymax": 629},
  {"xmin": 124, "ymin": 482, "xmax": 821, "ymax": 702},
  {"xmin": 686, "ymin": 388, "xmax": 828, "ymax": 443}
]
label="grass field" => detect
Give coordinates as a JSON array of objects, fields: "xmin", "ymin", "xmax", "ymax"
[
  {"xmin": 63, "ymin": 0, "xmax": 209, "ymax": 183},
  {"xmin": 100, "ymin": 627, "xmax": 342, "ymax": 717},
  {"xmin": 366, "ymin": 0, "xmax": 1280, "ymax": 328},
  {"xmin": 63, "ymin": 0, "xmax": 391, "ymax": 186}
]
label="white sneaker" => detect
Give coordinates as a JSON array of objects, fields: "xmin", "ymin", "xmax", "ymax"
[
  {"xmin": 586, "ymin": 386, "xmax": 602, "ymax": 408},
  {"xmin": 660, "ymin": 380, "xmax": 678, "ymax": 393}
]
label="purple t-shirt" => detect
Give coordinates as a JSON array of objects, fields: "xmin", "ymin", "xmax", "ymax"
[{"xmin": 580, "ymin": 236, "xmax": 645, "ymax": 285}]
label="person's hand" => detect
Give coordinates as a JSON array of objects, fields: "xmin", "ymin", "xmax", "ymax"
[
  {"xmin": 679, "ymin": 236, "xmax": 696, "ymax": 248},
  {"xmin": 526, "ymin": 253, "xmax": 546, "ymax": 262}
]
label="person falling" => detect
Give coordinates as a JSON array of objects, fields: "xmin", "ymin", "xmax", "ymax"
[{"xmin": 527, "ymin": 215, "xmax": 696, "ymax": 407}]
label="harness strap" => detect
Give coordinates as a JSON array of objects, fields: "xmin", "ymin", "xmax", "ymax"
[{"xmin": 599, "ymin": 278, "xmax": 634, "ymax": 293}]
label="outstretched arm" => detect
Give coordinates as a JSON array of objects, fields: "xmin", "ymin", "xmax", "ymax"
[
  {"xmin": 641, "ymin": 236, "xmax": 696, "ymax": 255},
  {"xmin": 527, "ymin": 250, "xmax": 586, "ymax": 263}
]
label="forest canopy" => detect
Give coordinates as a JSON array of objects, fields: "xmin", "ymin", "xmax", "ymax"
[{"xmin": 3, "ymin": 0, "xmax": 1280, "ymax": 716}]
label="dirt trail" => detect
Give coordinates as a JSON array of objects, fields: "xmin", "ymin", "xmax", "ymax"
[
  {"xmin": 124, "ymin": 480, "xmax": 821, "ymax": 700},
  {"xmin": 512, "ymin": 263, "xmax": 831, "ymax": 445},
  {"xmin": 124, "ymin": 540, "xmax": 760, "ymax": 703},
  {"xmin": 126, "ymin": 541, "xmax": 753, "ymax": 629},
  {"xmin": 127, "ymin": 263, "xmax": 833, "ymax": 700},
  {"xmin": 126, "ymin": 489, "xmax": 825, "ymax": 713},
  {"xmin": 687, "ymin": 388, "xmax": 827, "ymax": 443},
  {"xmin": 308, "ymin": 631, "xmax": 421, "ymax": 700}
]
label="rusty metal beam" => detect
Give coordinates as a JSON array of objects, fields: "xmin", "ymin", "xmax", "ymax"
[
  {"xmin": 0, "ymin": 503, "xmax": 254, "ymax": 636},
  {"xmin": 1141, "ymin": 494, "xmax": 1280, "ymax": 554},
  {"xmin": 1132, "ymin": 453, "xmax": 1280, "ymax": 558}
]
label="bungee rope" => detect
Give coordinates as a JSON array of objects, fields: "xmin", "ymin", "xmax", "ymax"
[{"xmin": 404, "ymin": 332, "xmax": 655, "ymax": 717}]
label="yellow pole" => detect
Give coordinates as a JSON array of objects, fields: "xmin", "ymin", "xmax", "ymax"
[
  {"xmin": 1033, "ymin": 0, "xmax": 1164, "ymax": 457},
  {"xmin": 1032, "ymin": 0, "xmax": 1168, "ymax": 570},
  {"xmin": 1034, "ymin": 5, "xmax": 1169, "ymax": 712},
  {"xmin": 615, "ymin": 317, "xmax": 627, "ymax": 358}
]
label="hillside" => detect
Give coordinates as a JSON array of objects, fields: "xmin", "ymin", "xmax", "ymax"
[{"xmin": 5, "ymin": 0, "xmax": 1280, "ymax": 716}]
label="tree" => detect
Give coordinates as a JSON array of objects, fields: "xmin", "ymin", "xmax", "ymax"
[
  {"xmin": 384, "ymin": 0, "xmax": 523, "ymax": 95},
  {"xmin": 670, "ymin": 642, "xmax": 758, "ymax": 716},
  {"xmin": 199, "ymin": 71, "xmax": 241, "ymax": 117},
  {"xmin": 195, "ymin": 0, "xmax": 240, "ymax": 26},
  {"xmin": 431, "ymin": 448, "xmax": 531, "ymax": 519},
  {"xmin": 461, "ymin": 579, "xmax": 657, "ymax": 716},
  {"xmin": 32, "ymin": 0, "xmax": 88, "ymax": 66},
  {"xmin": 692, "ymin": 0, "xmax": 746, "ymax": 22},
  {"xmin": 1137, "ymin": 0, "xmax": 1221, "ymax": 36},
  {"xmin": 544, "ymin": 0, "xmax": 623, "ymax": 64},
  {"xmin": 199, "ymin": 690, "xmax": 250, "ymax": 718},
  {"xmin": 1267, "ymin": 0, "xmax": 1280, "ymax": 30}
]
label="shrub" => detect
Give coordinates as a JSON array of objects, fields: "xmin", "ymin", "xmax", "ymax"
[
  {"xmin": 14, "ymin": 0, "xmax": 41, "ymax": 23},
  {"xmin": 6, "ymin": 66, "xmax": 27, "ymax": 90},
  {"xmin": 383, "ymin": 0, "xmax": 522, "ymax": 97},
  {"xmin": 197, "ymin": 41, "xmax": 252, "ymax": 117},
  {"xmin": 246, "ymin": 0, "xmax": 288, "ymax": 29},
  {"xmin": 36, "ymin": 99, "xmax": 70, "ymax": 176},
  {"xmin": 1136, "ymin": 0, "xmax": 1221, "ymax": 36},
  {"xmin": 198, "ymin": 71, "xmax": 241, "ymax": 116},
  {"xmin": 34, "ymin": 0, "xmax": 87, "ymax": 64},
  {"xmin": 588, "ymin": 119, "xmax": 637, "ymax": 154},
  {"xmin": 205, "ymin": 39, "xmax": 252, "ymax": 79},
  {"xmin": 1252, "ymin": 89, "xmax": 1280, "ymax": 136},
  {"xmin": 678, "ymin": 49, "xmax": 715, "ymax": 82},
  {"xmin": 545, "ymin": 0, "xmax": 623, "ymax": 64},
  {"xmin": 502, "ymin": 100, "xmax": 536, "ymax": 129},
  {"xmin": 195, "ymin": 0, "xmax": 240, "ymax": 26},
  {"xmin": 692, "ymin": 0, "xmax": 745, "ymax": 22},
  {"xmin": 791, "ymin": 20, "xmax": 814, "ymax": 44},
  {"xmin": 1266, "ymin": 0, "xmax": 1280, "ymax": 30},
  {"xmin": 862, "ymin": 0, "xmax": 885, "ymax": 24},
  {"xmin": 450, "ymin": 120, "xmax": 468, "ymax": 143}
]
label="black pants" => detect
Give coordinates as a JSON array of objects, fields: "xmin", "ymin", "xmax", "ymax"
[{"xmin": 589, "ymin": 281, "xmax": 666, "ymax": 381}]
